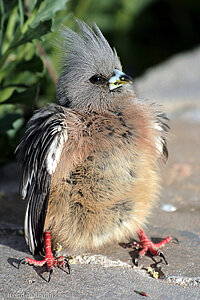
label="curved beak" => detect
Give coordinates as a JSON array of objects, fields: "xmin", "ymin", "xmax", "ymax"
[{"xmin": 109, "ymin": 69, "xmax": 132, "ymax": 91}]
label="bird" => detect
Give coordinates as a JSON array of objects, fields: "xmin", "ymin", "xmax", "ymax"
[{"xmin": 16, "ymin": 20, "xmax": 173, "ymax": 281}]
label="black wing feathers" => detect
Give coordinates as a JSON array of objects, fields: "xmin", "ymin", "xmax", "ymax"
[
  {"xmin": 16, "ymin": 104, "xmax": 67, "ymax": 254},
  {"xmin": 156, "ymin": 112, "xmax": 169, "ymax": 161}
]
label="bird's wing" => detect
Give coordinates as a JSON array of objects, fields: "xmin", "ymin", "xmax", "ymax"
[
  {"xmin": 16, "ymin": 104, "xmax": 68, "ymax": 254},
  {"xmin": 154, "ymin": 112, "xmax": 169, "ymax": 161}
]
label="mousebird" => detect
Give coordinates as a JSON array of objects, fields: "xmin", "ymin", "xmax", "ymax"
[{"xmin": 16, "ymin": 20, "xmax": 174, "ymax": 281}]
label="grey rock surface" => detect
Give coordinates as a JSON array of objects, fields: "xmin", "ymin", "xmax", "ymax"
[
  {"xmin": 135, "ymin": 46, "xmax": 200, "ymax": 122},
  {"xmin": 0, "ymin": 237, "xmax": 200, "ymax": 300},
  {"xmin": 1, "ymin": 47, "xmax": 200, "ymax": 299}
]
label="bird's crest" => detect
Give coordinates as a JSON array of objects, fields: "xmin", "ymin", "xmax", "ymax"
[{"xmin": 56, "ymin": 19, "xmax": 121, "ymax": 74}]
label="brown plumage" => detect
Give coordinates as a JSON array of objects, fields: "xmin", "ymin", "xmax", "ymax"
[
  {"xmin": 45, "ymin": 101, "xmax": 164, "ymax": 251},
  {"xmin": 17, "ymin": 20, "xmax": 172, "ymax": 280}
]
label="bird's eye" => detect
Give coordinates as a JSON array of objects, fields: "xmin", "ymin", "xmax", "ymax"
[{"xmin": 89, "ymin": 75, "xmax": 105, "ymax": 84}]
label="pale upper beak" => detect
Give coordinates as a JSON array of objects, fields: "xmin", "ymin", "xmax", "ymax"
[{"xmin": 108, "ymin": 69, "xmax": 132, "ymax": 91}]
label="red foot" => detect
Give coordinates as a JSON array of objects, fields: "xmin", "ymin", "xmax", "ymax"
[
  {"xmin": 19, "ymin": 232, "xmax": 70, "ymax": 282},
  {"xmin": 125, "ymin": 228, "xmax": 176, "ymax": 266}
]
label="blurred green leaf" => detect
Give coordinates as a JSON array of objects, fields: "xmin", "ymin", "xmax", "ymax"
[
  {"xmin": 18, "ymin": 0, "xmax": 24, "ymax": 28},
  {"xmin": 30, "ymin": 0, "xmax": 69, "ymax": 28},
  {"xmin": 0, "ymin": 113, "xmax": 21, "ymax": 132},
  {"xmin": 0, "ymin": 54, "xmax": 43, "ymax": 85},
  {"xmin": 0, "ymin": 87, "xmax": 18, "ymax": 102},
  {"xmin": 14, "ymin": 55, "xmax": 44, "ymax": 73},
  {"xmin": 0, "ymin": 0, "xmax": 70, "ymax": 164},
  {"xmin": 0, "ymin": 0, "xmax": 5, "ymax": 55},
  {"xmin": 26, "ymin": 0, "xmax": 43, "ymax": 11},
  {"xmin": 7, "ymin": 116, "xmax": 24, "ymax": 138},
  {"xmin": 11, "ymin": 19, "xmax": 52, "ymax": 48},
  {"xmin": 2, "ymin": 5, "xmax": 18, "ymax": 53},
  {"xmin": 0, "ymin": 85, "xmax": 39, "ymax": 106}
]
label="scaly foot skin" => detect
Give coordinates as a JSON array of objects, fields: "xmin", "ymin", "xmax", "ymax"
[
  {"xmin": 124, "ymin": 228, "xmax": 177, "ymax": 266},
  {"xmin": 18, "ymin": 232, "xmax": 70, "ymax": 282}
]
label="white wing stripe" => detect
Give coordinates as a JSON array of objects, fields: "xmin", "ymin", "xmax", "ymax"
[
  {"xmin": 24, "ymin": 201, "xmax": 29, "ymax": 245},
  {"xmin": 46, "ymin": 128, "xmax": 68, "ymax": 175}
]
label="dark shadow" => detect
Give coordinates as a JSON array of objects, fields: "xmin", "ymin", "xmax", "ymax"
[
  {"xmin": 32, "ymin": 264, "xmax": 49, "ymax": 282},
  {"xmin": 7, "ymin": 254, "xmax": 50, "ymax": 282},
  {"xmin": 119, "ymin": 239, "xmax": 169, "ymax": 279},
  {"xmin": 141, "ymin": 260, "xmax": 167, "ymax": 280},
  {"xmin": 127, "ymin": 248, "xmax": 160, "ymax": 266},
  {"xmin": 4, "ymin": 230, "xmax": 50, "ymax": 282},
  {"xmin": 27, "ymin": 261, "xmax": 70, "ymax": 282},
  {"xmin": 7, "ymin": 257, "xmax": 21, "ymax": 269},
  {"xmin": 150, "ymin": 236, "xmax": 179, "ymax": 244},
  {"xmin": 8, "ymin": 253, "xmax": 71, "ymax": 283},
  {"xmin": 119, "ymin": 239, "xmax": 142, "ymax": 265},
  {"xmin": 0, "ymin": 229, "xmax": 28, "ymax": 253},
  {"xmin": 119, "ymin": 235, "xmax": 173, "ymax": 266},
  {"xmin": 0, "ymin": 229, "xmax": 27, "ymax": 253},
  {"xmin": 149, "ymin": 261, "xmax": 166, "ymax": 279},
  {"xmin": 151, "ymin": 236, "xmax": 165, "ymax": 244}
]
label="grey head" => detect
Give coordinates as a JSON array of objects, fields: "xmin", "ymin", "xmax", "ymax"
[{"xmin": 57, "ymin": 20, "xmax": 133, "ymax": 112}]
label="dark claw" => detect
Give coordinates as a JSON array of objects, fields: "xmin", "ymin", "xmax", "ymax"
[
  {"xmin": 159, "ymin": 252, "xmax": 168, "ymax": 265},
  {"xmin": 64, "ymin": 258, "xmax": 71, "ymax": 274},
  {"xmin": 48, "ymin": 268, "xmax": 53, "ymax": 283},
  {"xmin": 18, "ymin": 258, "xmax": 26, "ymax": 269},
  {"xmin": 134, "ymin": 254, "xmax": 141, "ymax": 267},
  {"xmin": 171, "ymin": 237, "xmax": 179, "ymax": 244}
]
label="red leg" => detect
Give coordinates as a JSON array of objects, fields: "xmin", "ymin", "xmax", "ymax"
[
  {"xmin": 19, "ymin": 232, "xmax": 70, "ymax": 282},
  {"xmin": 130, "ymin": 228, "xmax": 176, "ymax": 266}
]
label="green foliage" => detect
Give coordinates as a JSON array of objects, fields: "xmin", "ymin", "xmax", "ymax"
[{"xmin": 0, "ymin": 0, "xmax": 69, "ymax": 164}]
